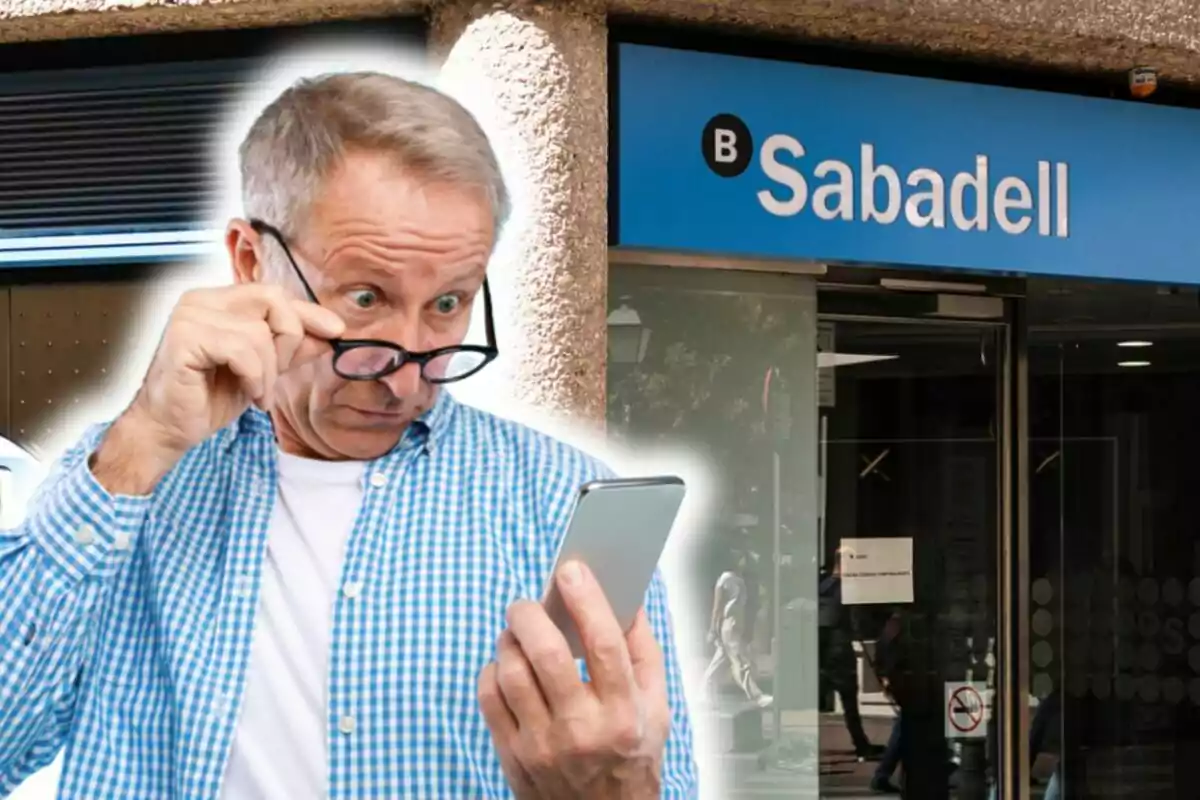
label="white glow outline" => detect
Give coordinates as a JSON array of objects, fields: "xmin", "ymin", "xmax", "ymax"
[{"xmin": 29, "ymin": 34, "xmax": 725, "ymax": 799}]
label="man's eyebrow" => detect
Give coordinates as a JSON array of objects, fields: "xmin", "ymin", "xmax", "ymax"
[
  {"xmin": 324, "ymin": 258, "xmax": 396, "ymax": 283},
  {"xmin": 326, "ymin": 260, "xmax": 487, "ymax": 292},
  {"xmin": 442, "ymin": 264, "xmax": 488, "ymax": 286}
]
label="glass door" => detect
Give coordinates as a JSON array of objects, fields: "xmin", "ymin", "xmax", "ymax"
[
  {"xmin": 815, "ymin": 305, "xmax": 1008, "ymax": 799},
  {"xmin": 1028, "ymin": 277, "xmax": 1200, "ymax": 800}
]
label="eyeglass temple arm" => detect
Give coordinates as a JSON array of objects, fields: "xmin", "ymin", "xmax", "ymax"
[
  {"xmin": 248, "ymin": 219, "xmax": 323, "ymax": 305},
  {"xmin": 482, "ymin": 279, "xmax": 497, "ymax": 349},
  {"xmin": 288, "ymin": 260, "xmax": 322, "ymax": 306}
]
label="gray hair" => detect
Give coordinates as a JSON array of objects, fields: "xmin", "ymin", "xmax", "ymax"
[{"xmin": 238, "ymin": 71, "xmax": 510, "ymax": 247}]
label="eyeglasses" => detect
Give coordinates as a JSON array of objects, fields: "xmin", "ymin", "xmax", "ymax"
[{"xmin": 249, "ymin": 219, "xmax": 498, "ymax": 384}]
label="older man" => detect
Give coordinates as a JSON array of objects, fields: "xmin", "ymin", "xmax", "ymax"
[{"xmin": 0, "ymin": 72, "xmax": 697, "ymax": 799}]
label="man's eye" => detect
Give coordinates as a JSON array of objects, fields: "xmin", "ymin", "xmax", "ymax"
[
  {"xmin": 349, "ymin": 289, "xmax": 379, "ymax": 309},
  {"xmin": 435, "ymin": 294, "xmax": 461, "ymax": 314}
]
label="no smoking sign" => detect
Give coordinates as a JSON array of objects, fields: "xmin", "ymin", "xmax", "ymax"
[{"xmin": 944, "ymin": 682, "xmax": 990, "ymax": 739}]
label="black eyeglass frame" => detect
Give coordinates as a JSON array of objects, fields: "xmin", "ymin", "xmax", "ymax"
[{"xmin": 249, "ymin": 218, "xmax": 499, "ymax": 384}]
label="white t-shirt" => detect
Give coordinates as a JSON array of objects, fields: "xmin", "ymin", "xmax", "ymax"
[{"xmin": 219, "ymin": 450, "xmax": 366, "ymax": 799}]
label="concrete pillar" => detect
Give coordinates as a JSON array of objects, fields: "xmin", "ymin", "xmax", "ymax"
[{"xmin": 430, "ymin": 0, "xmax": 609, "ymax": 429}]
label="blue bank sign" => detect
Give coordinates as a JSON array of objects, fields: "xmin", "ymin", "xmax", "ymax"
[{"xmin": 615, "ymin": 43, "xmax": 1200, "ymax": 284}]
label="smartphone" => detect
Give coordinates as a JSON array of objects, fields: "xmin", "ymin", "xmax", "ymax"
[{"xmin": 542, "ymin": 476, "xmax": 687, "ymax": 658}]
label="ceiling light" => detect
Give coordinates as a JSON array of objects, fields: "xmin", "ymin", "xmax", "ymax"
[
  {"xmin": 1118, "ymin": 360, "xmax": 1151, "ymax": 368},
  {"xmin": 1118, "ymin": 340, "xmax": 1153, "ymax": 348},
  {"xmin": 817, "ymin": 353, "xmax": 899, "ymax": 368}
]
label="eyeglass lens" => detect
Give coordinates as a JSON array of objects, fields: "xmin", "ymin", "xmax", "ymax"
[{"xmin": 334, "ymin": 346, "xmax": 491, "ymax": 383}]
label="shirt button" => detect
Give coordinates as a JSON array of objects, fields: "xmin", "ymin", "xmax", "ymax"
[
  {"xmin": 342, "ymin": 581, "xmax": 364, "ymax": 599},
  {"xmin": 338, "ymin": 715, "xmax": 356, "ymax": 735},
  {"xmin": 114, "ymin": 531, "xmax": 132, "ymax": 552},
  {"xmin": 369, "ymin": 472, "xmax": 387, "ymax": 488},
  {"xmin": 74, "ymin": 525, "xmax": 96, "ymax": 546},
  {"xmin": 233, "ymin": 575, "xmax": 253, "ymax": 598}
]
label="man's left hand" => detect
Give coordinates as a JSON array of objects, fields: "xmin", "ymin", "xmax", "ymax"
[{"xmin": 478, "ymin": 560, "xmax": 670, "ymax": 799}]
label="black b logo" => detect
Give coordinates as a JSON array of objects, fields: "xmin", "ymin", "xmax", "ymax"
[{"xmin": 702, "ymin": 113, "xmax": 752, "ymax": 178}]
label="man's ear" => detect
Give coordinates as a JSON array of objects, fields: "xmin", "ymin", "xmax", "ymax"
[{"xmin": 226, "ymin": 219, "xmax": 264, "ymax": 285}]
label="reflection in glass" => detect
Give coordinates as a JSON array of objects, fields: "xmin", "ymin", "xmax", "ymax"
[{"xmin": 607, "ymin": 266, "xmax": 820, "ymax": 798}]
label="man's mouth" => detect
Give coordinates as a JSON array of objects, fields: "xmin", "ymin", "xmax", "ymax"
[{"xmin": 346, "ymin": 406, "xmax": 407, "ymax": 420}]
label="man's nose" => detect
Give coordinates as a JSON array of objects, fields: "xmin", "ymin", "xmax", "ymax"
[
  {"xmin": 373, "ymin": 315, "xmax": 429, "ymax": 397},
  {"xmin": 379, "ymin": 360, "xmax": 423, "ymax": 398}
]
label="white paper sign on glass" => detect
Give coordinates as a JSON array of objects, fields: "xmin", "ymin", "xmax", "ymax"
[{"xmin": 838, "ymin": 537, "xmax": 914, "ymax": 605}]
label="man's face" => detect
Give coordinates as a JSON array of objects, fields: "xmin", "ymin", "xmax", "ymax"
[{"xmin": 252, "ymin": 150, "xmax": 495, "ymax": 460}]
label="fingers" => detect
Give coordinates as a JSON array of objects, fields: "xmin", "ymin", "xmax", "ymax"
[
  {"xmin": 220, "ymin": 283, "xmax": 345, "ymax": 341},
  {"xmin": 179, "ymin": 310, "xmax": 279, "ymax": 407},
  {"xmin": 262, "ymin": 294, "xmax": 306, "ymax": 369},
  {"xmin": 183, "ymin": 284, "xmax": 345, "ymax": 349},
  {"xmin": 242, "ymin": 320, "xmax": 279, "ymax": 408},
  {"xmin": 290, "ymin": 300, "xmax": 346, "ymax": 341},
  {"xmin": 505, "ymin": 600, "xmax": 585, "ymax": 714},
  {"xmin": 211, "ymin": 335, "xmax": 269, "ymax": 405},
  {"xmin": 625, "ymin": 608, "xmax": 667, "ymax": 699},
  {"xmin": 478, "ymin": 662, "xmax": 539, "ymax": 797},
  {"xmin": 555, "ymin": 561, "xmax": 636, "ymax": 700},
  {"xmin": 495, "ymin": 630, "xmax": 551, "ymax": 730},
  {"xmin": 478, "ymin": 661, "xmax": 519, "ymax": 740},
  {"xmin": 218, "ymin": 286, "xmax": 342, "ymax": 379},
  {"xmin": 175, "ymin": 284, "xmax": 343, "ymax": 406}
]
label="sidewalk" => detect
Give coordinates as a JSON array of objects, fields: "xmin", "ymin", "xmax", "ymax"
[
  {"xmin": 697, "ymin": 702, "xmax": 1065, "ymax": 799},
  {"xmin": 695, "ymin": 698, "xmax": 897, "ymax": 798}
]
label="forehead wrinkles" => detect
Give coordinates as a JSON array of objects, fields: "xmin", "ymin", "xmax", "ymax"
[
  {"xmin": 323, "ymin": 228, "xmax": 485, "ymax": 259},
  {"xmin": 322, "ymin": 215, "xmax": 488, "ymax": 253},
  {"xmin": 317, "ymin": 230, "xmax": 489, "ymax": 285}
]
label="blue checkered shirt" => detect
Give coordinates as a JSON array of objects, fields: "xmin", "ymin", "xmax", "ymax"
[{"xmin": 0, "ymin": 391, "xmax": 698, "ymax": 798}]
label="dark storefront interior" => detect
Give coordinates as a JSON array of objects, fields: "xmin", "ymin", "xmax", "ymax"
[
  {"xmin": 608, "ymin": 264, "xmax": 1200, "ymax": 798},
  {"xmin": 1027, "ymin": 279, "xmax": 1200, "ymax": 798}
]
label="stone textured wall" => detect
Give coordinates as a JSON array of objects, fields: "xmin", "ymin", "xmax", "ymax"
[
  {"xmin": 5, "ymin": 0, "xmax": 1200, "ymax": 84},
  {"xmin": 608, "ymin": 0, "xmax": 1200, "ymax": 84},
  {"xmin": 431, "ymin": 0, "xmax": 610, "ymax": 428},
  {"xmin": 0, "ymin": 0, "xmax": 422, "ymax": 42}
]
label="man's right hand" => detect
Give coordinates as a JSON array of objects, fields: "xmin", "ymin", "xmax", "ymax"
[{"xmin": 90, "ymin": 284, "xmax": 345, "ymax": 495}]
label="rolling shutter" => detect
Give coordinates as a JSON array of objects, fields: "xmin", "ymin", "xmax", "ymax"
[
  {"xmin": 1, "ymin": 60, "xmax": 255, "ymax": 230},
  {"xmin": 0, "ymin": 60, "xmax": 258, "ymax": 266},
  {"xmin": 0, "ymin": 60, "xmax": 255, "ymax": 232},
  {"xmin": 0, "ymin": 17, "xmax": 428, "ymax": 268},
  {"xmin": 0, "ymin": 59, "xmax": 255, "ymax": 266}
]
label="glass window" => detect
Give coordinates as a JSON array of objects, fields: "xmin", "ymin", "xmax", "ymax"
[
  {"xmin": 1029, "ymin": 277, "xmax": 1200, "ymax": 800},
  {"xmin": 607, "ymin": 264, "xmax": 821, "ymax": 798}
]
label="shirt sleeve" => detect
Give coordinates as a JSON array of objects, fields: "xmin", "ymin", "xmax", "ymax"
[
  {"xmin": 646, "ymin": 568, "xmax": 701, "ymax": 799},
  {"xmin": 0, "ymin": 423, "xmax": 154, "ymax": 791}
]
